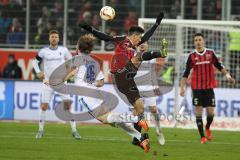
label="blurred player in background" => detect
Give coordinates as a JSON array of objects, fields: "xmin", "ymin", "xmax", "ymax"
[
  {"xmin": 79, "ymin": 12, "xmax": 168, "ymax": 136},
  {"xmin": 2, "ymin": 54, "xmax": 22, "ymax": 79},
  {"xmin": 32, "ymin": 30, "xmax": 80, "ymax": 139},
  {"xmin": 65, "ymin": 34, "xmax": 150, "ymax": 152},
  {"xmin": 133, "ymin": 41, "xmax": 165, "ymax": 146},
  {"xmin": 180, "ymin": 33, "xmax": 235, "ymax": 144}
]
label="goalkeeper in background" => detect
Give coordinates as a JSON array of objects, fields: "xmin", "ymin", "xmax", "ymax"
[{"xmin": 180, "ymin": 33, "xmax": 235, "ymax": 144}]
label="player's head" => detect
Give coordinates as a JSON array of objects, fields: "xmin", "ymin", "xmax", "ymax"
[
  {"xmin": 8, "ymin": 54, "xmax": 15, "ymax": 64},
  {"xmin": 77, "ymin": 34, "xmax": 96, "ymax": 54},
  {"xmin": 128, "ymin": 26, "xmax": 144, "ymax": 46},
  {"xmin": 49, "ymin": 30, "xmax": 59, "ymax": 47},
  {"xmin": 139, "ymin": 41, "xmax": 148, "ymax": 52},
  {"xmin": 194, "ymin": 33, "xmax": 205, "ymax": 50}
]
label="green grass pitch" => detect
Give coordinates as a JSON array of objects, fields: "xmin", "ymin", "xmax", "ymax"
[{"xmin": 0, "ymin": 122, "xmax": 239, "ymax": 160}]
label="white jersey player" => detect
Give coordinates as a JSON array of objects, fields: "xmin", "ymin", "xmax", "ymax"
[
  {"xmin": 136, "ymin": 42, "xmax": 165, "ymax": 145},
  {"xmin": 32, "ymin": 30, "xmax": 80, "ymax": 139},
  {"xmin": 73, "ymin": 52, "xmax": 105, "ymax": 112},
  {"xmin": 63, "ymin": 34, "xmax": 105, "ymax": 118}
]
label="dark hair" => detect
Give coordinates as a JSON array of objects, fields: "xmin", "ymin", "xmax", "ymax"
[
  {"xmin": 8, "ymin": 54, "xmax": 15, "ymax": 59},
  {"xmin": 194, "ymin": 33, "xmax": 204, "ymax": 39},
  {"xmin": 49, "ymin": 30, "xmax": 59, "ymax": 36},
  {"xmin": 128, "ymin": 26, "xmax": 144, "ymax": 36},
  {"xmin": 77, "ymin": 34, "xmax": 96, "ymax": 53}
]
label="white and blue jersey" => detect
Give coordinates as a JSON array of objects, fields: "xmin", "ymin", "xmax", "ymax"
[
  {"xmin": 37, "ymin": 46, "xmax": 72, "ymax": 103},
  {"xmin": 38, "ymin": 46, "xmax": 72, "ymax": 81}
]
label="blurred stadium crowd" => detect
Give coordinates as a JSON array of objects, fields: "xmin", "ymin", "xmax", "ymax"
[{"xmin": 0, "ymin": 0, "xmax": 240, "ymax": 46}]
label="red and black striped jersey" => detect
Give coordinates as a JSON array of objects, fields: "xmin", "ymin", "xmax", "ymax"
[
  {"xmin": 183, "ymin": 48, "xmax": 224, "ymax": 89},
  {"xmin": 110, "ymin": 36, "xmax": 137, "ymax": 73}
]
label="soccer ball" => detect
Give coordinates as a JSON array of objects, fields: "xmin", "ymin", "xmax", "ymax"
[{"xmin": 100, "ymin": 6, "xmax": 115, "ymax": 21}]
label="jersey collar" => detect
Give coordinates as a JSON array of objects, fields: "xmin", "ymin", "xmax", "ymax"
[
  {"xmin": 195, "ymin": 48, "xmax": 206, "ymax": 55},
  {"xmin": 49, "ymin": 46, "xmax": 58, "ymax": 50}
]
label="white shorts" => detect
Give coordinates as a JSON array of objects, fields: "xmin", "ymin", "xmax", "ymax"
[
  {"xmin": 143, "ymin": 97, "xmax": 157, "ymax": 107},
  {"xmin": 41, "ymin": 83, "xmax": 71, "ymax": 103}
]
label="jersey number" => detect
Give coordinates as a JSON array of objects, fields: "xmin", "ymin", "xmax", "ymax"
[{"xmin": 86, "ymin": 64, "xmax": 95, "ymax": 83}]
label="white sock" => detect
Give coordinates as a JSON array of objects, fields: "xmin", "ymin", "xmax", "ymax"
[
  {"xmin": 107, "ymin": 113, "xmax": 138, "ymax": 123},
  {"xmin": 70, "ymin": 119, "xmax": 77, "ymax": 132},
  {"xmin": 115, "ymin": 122, "xmax": 142, "ymax": 140},
  {"xmin": 39, "ymin": 110, "xmax": 46, "ymax": 131},
  {"xmin": 151, "ymin": 112, "xmax": 161, "ymax": 134}
]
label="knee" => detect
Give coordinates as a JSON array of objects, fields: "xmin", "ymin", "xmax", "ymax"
[
  {"xmin": 195, "ymin": 111, "xmax": 202, "ymax": 117},
  {"xmin": 207, "ymin": 113, "xmax": 214, "ymax": 117},
  {"xmin": 64, "ymin": 100, "xmax": 72, "ymax": 110},
  {"xmin": 134, "ymin": 99, "xmax": 144, "ymax": 114},
  {"xmin": 98, "ymin": 113, "xmax": 109, "ymax": 124},
  {"xmin": 195, "ymin": 107, "xmax": 202, "ymax": 116},
  {"xmin": 206, "ymin": 107, "xmax": 214, "ymax": 116},
  {"xmin": 149, "ymin": 106, "xmax": 157, "ymax": 113},
  {"xmin": 41, "ymin": 103, "xmax": 48, "ymax": 111}
]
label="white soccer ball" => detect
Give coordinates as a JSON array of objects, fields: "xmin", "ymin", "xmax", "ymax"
[{"xmin": 100, "ymin": 6, "xmax": 115, "ymax": 21}]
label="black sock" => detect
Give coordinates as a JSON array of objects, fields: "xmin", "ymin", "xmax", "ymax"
[
  {"xmin": 134, "ymin": 113, "xmax": 145, "ymax": 133},
  {"xmin": 134, "ymin": 123, "xmax": 142, "ymax": 133},
  {"xmin": 196, "ymin": 116, "xmax": 205, "ymax": 138},
  {"xmin": 141, "ymin": 51, "xmax": 162, "ymax": 60},
  {"xmin": 206, "ymin": 115, "xmax": 214, "ymax": 130}
]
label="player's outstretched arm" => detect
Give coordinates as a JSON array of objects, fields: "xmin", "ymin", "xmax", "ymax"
[
  {"xmin": 180, "ymin": 77, "xmax": 188, "ymax": 97},
  {"xmin": 79, "ymin": 22, "xmax": 114, "ymax": 41},
  {"xmin": 139, "ymin": 12, "xmax": 164, "ymax": 45},
  {"xmin": 32, "ymin": 56, "xmax": 44, "ymax": 80},
  {"xmin": 221, "ymin": 68, "xmax": 235, "ymax": 85},
  {"xmin": 180, "ymin": 55, "xmax": 192, "ymax": 97},
  {"xmin": 212, "ymin": 51, "xmax": 235, "ymax": 85}
]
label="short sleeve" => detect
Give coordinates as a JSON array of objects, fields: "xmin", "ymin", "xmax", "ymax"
[
  {"xmin": 182, "ymin": 54, "xmax": 193, "ymax": 78},
  {"xmin": 38, "ymin": 49, "xmax": 44, "ymax": 58},
  {"xmin": 96, "ymin": 71, "xmax": 104, "ymax": 81},
  {"xmin": 64, "ymin": 47, "xmax": 72, "ymax": 60}
]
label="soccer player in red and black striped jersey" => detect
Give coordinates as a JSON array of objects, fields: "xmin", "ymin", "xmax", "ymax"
[
  {"xmin": 80, "ymin": 13, "xmax": 168, "ymax": 151},
  {"xmin": 180, "ymin": 33, "xmax": 235, "ymax": 144}
]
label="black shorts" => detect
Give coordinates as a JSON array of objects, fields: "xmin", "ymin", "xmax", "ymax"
[
  {"xmin": 192, "ymin": 89, "xmax": 215, "ymax": 107},
  {"xmin": 112, "ymin": 61, "xmax": 140, "ymax": 105}
]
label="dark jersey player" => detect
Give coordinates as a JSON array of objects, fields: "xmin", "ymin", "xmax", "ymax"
[
  {"xmin": 180, "ymin": 33, "xmax": 235, "ymax": 144},
  {"xmin": 80, "ymin": 13, "xmax": 168, "ymax": 150}
]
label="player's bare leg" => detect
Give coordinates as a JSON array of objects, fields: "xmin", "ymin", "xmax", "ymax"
[
  {"xmin": 205, "ymin": 106, "xmax": 214, "ymax": 140},
  {"xmin": 63, "ymin": 100, "xmax": 81, "ymax": 140},
  {"xmin": 149, "ymin": 106, "xmax": 165, "ymax": 145},
  {"xmin": 36, "ymin": 103, "xmax": 48, "ymax": 139},
  {"xmin": 132, "ymin": 98, "xmax": 149, "ymax": 132},
  {"xmin": 195, "ymin": 106, "xmax": 207, "ymax": 144}
]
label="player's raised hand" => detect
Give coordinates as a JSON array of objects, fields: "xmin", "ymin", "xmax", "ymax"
[
  {"xmin": 79, "ymin": 22, "xmax": 92, "ymax": 32},
  {"xmin": 36, "ymin": 71, "xmax": 45, "ymax": 80},
  {"xmin": 156, "ymin": 12, "xmax": 164, "ymax": 25}
]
